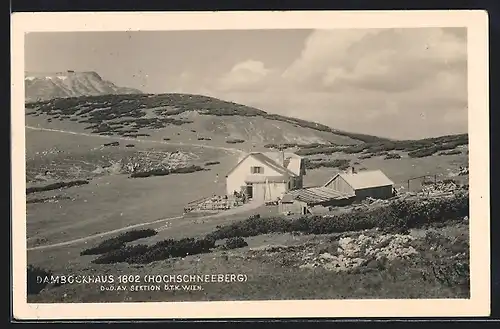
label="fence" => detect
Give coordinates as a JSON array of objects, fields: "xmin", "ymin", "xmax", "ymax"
[
  {"xmin": 406, "ymin": 174, "xmax": 437, "ymax": 192},
  {"xmin": 184, "ymin": 195, "xmax": 244, "ymax": 213}
]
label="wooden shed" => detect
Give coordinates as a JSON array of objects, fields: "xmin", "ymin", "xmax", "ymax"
[
  {"xmin": 323, "ymin": 169, "xmax": 394, "ymax": 201},
  {"xmin": 278, "ymin": 186, "xmax": 355, "ymax": 215}
]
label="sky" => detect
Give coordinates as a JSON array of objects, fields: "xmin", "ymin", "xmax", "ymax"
[{"xmin": 25, "ymin": 28, "xmax": 468, "ymax": 140}]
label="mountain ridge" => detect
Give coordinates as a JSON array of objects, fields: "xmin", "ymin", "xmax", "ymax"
[
  {"xmin": 25, "ymin": 71, "xmax": 142, "ymax": 102},
  {"xmin": 25, "ymin": 92, "xmax": 394, "ymax": 145}
]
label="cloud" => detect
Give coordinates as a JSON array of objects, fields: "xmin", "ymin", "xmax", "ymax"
[
  {"xmin": 168, "ymin": 27, "xmax": 467, "ymax": 139},
  {"xmin": 214, "ymin": 60, "xmax": 278, "ymax": 92},
  {"xmin": 283, "ymin": 28, "xmax": 467, "ymax": 94}
]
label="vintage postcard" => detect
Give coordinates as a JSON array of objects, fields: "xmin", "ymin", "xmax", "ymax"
[{"xmin": 11, "ymin": 10, "xmax": 490, "ymax": 319}]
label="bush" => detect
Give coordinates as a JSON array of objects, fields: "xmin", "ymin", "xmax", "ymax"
[
  {"xmin": 26, "ymin": 180, "xmax": 89, "ymax": 195},
  {"xmin": 91, "ymin": 237, "xmax": 216, "ymax": 264},
  {"xmin": 342, "ymin": 145, "xmax": 367, "ymax": 154},
  {"xmin": 223, "ymin": 237, "xmax": 248, "ymax": 250},
  {"xmin": 384, "ymin": 153, "xmax": 401, "ymax": 160},
  {"xmin": 296, "ymin": 146, "xmax": 341, "ymax": 156},
  {"xmin": 304, "ymin": 159, "xmax": 350, "ymax": 170},
  {"xmin": 130, "ymin": 169, "xmax": 170, "ymax": 178},
  {"xmin": 205, "ymin": 192, "xmax": 469, "ymax": 240},
  {"xmin": 92, "ymin": 244, "xmax": 150, "ymax": 264},
  {"xmin": 103, "ymin": 141, "xmax": 119, "ymax": 147},
  {"xmin": 130, "ymin": 165, "xmax": 204, "ymax": 178},
  {"xmin": 27, "ymin": 265, "xmax": 52, "ymax": 295},
  {"xmin": 226, "ymin": 139, "xmax": 245, "ymax": 144},
  {"xmin": 80, "ymin": 229, "xmax": 158, "ymax": 255},
  {"xmin": 125, "ymin": 144, "xmax": 135, "ymax": 147},
  {"xmin": 408, "ymin": 147, "xmax": 438, "ymax": 158},
  {"xmin": 205, "ymin": 161, "xmax": 220, "ymax": 166},
  {"xmin": 438, "ymin": 150, "xmax": 462, "ymax": 156},
  {"xmin": 171, "ymin": 165, "xmax": 204, "ymax": 174}
]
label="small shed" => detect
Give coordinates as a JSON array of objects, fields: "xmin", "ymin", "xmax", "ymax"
[
  {"xmin": 323, "ymin": 169, "xmax": 394, "ymax": 201},
  {"xmin": 279, "ymin": 186, "xmax": 355, "ymax": 215}
]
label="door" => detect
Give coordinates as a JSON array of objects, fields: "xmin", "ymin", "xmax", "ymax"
[{"xmin": 246, "ymin": 183, "xmax": 253, "ymax": 199}]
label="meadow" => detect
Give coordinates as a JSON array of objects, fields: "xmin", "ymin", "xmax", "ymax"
[{"xmin": 23, "ymin": 96, "xmax": 470, "ymax": 302}]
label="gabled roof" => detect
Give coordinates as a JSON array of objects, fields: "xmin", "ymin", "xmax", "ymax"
[
  {"xmin": 225, "ymin": 152, "xmax": 298, "ymax": 178},
  {"xmin": 281, "ymin": 186, "xmax": 355, "ymax": 204},
  {"xmin": 263, "ymin": 151, "xmax": 304, "ymax": 176},
  {"xmin": 324, "ymin": 170, "xmax": 394, "ymax": 190}
]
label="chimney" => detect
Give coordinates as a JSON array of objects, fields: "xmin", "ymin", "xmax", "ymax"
[
  {"xmin": 351, "ymin": 166, "xmax": 356, "ymax": 174},
  {"xmin": 280, "ymin": 150, "xmax": 285, "ymax": 166}
]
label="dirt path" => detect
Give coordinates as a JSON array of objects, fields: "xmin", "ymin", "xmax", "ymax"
[
  {"xmin": 25, "ymin": 125, "xmax": 245, "ymax": 155},
  {"xmin": 27, "ymin": 201, "xmax": 262, "ymax": 251}
]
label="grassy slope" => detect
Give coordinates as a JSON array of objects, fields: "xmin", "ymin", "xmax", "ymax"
[
  {"xmin": 24, "ymin": 93, "xmax": 470, "ymax": 301},
  {"xmin": 28, "ymin": 221, "xmax": 469, "ymax": 302},
  {"xmin": 25, "ymin": 93, "xmax": 388, "ymax": 146}
]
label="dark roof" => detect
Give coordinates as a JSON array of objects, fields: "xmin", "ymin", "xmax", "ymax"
[{"xmin": 281, "ymin": 186, "xmax": 355, "ymax": 204}]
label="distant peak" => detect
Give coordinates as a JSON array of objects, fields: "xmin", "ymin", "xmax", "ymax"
[{"xmin": 25, "ymin": 70, "xmax": 103, "ymax": 79}]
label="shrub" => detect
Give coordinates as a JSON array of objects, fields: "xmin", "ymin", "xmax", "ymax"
[
  {"xmin": 296, "ymin": 146, "xmax": 340, "ymax": 156},
  {"xmin": 130, "ymin": 165, "xmax": 204, "ymax": 178},
  {"xmin": 342, "ymin": 145, "xmax": 367, "ymax": 154},
  {"xmin": 304, "ymin": 159, "xmax": 350, "ymax": 170},
  {"xmin": 130, "ymin": 169, "xmax": 170, "ymax": 178},
  {"xmin": 438, "ymin": 150, "xmax": 462, "ymax": 156},
  {"xmin": 205, "ymin": 161, "xmax": 220, "ymax": 166},
  {"xmin": 223, "ymin": 237, "xmax": 248, "ymax": 250},
  {"xmin": 163, "ymin": 138, "xmax": 171, "ymax": 141},
  {"xmin": 205, "ymin": 192, "xmax": 469, "ymax": 240},
  {"xmin": 92, "ymin": 244, "xmax": 150, "ymax": 264},
  {"xmin": 226, "ymin": 139, "xmax": 245, "ymax": 144},
  {"xmin": 103, "ymin": 141, "xmax": 119, "ymax": 147},
  {"xmin": 408, "ymin": 147, "xmax": 438, "ymax": 158},
  {"xmin": 125, "ymin": 144, "xmax": 135, "ymax": 147},
  {"xmin": 80, "ymin": 229, "xmax": 157, "ymax": 255},
  {"xmin": 26, "ymin": 180, "xmax": 89, "ymax": 195},
  {"xmin": 91, "ymin": 237, "xmax": 216, "ymax": 264},
  {"xmin": 384, "ymin": 153, "xmax": 401, "ymax": 160},
  {"xmin": 27, "ymin": 265, "xmax": 52, "ymax": 295},
  {"xmin": 171, "ymin": 165, "xmax": 204, "ymax": 174}
]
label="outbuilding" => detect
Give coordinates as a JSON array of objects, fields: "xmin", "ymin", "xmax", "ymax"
[
  {"xmin": 278, "ymin": 186, "xmax": 355, "ymax": 215},
  {"xmin": 323, "ymin": 169, "xmax": 394, "ymax": 201}
]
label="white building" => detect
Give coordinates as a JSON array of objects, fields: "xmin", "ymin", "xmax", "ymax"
[{"xmin": 225, "ymin": 151, "xmax": 306, "ymax": 204}]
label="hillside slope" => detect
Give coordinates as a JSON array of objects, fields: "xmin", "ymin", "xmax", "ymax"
[
  {"xmin": 25, "ymin": 93, "xmax": 390, "ymax": 147},
  {"xmin": 25, "ymin": 71, "xmax": 142, "ymax": 102}
]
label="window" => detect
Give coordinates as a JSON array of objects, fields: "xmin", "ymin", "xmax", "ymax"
[{"xmin": 250, "ymin": 166, "xmax": 263, "ymax": 174}]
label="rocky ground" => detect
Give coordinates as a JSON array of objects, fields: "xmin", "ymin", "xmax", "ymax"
[
  {"xmin": 219, "ymin": 221, "xmax": 469, "ymax": 278},
  {"xmin": 26, "ymin": 145, "xmax": 198, "ymax": 183}
]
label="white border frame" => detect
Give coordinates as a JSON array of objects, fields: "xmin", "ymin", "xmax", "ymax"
[{"xmin": 11, "ymin": 10, "xmax": 490, "ymax": 319}]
